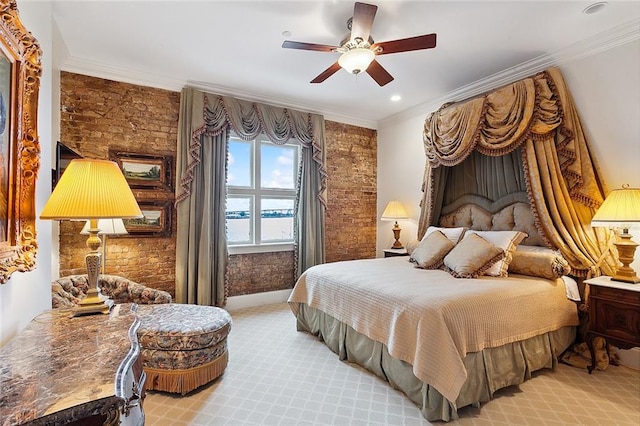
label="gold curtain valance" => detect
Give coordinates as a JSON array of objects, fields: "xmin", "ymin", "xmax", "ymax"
[
  {"xmin": 424, "ymin": 69, "xmax": 600, "ymax": 205},
  {"xmin": 420, "ymin": 67, "xmax": 615, "ymax": 277}
]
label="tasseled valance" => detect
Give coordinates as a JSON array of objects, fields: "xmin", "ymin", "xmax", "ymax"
[
  {"xmin": 176, "ymin": 92, "xmax": 327, "ymax": 207},
  {"xmin": 419, "ymin": 67, "xmax": 616, "ymax": 278}
]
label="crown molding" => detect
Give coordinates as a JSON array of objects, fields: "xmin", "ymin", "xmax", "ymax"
[
  {"xmin": 60, "ymin": 57, "xmax": 186, "ymax": 93},
  {"xmin": 379, "ymin": 18, "xmax": 640, "ymax": 128},
  {"xmin": 60, "ymin": 60, "xmax": 378, "ymax": 130}
]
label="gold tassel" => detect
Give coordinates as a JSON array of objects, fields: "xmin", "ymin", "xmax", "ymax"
[{"xmin": 144, "ymin": 351, "xmax": 228, "ymax": 395}]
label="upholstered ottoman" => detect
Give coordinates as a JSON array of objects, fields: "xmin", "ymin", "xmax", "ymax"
[{"xmin": 136, "ymin": 304, "xmax": 232, "ymax": 395}]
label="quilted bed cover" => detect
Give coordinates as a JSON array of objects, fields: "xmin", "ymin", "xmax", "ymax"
[{"xmin": 288, "ymin": 257, "xmax": 579, "ymax": 403}]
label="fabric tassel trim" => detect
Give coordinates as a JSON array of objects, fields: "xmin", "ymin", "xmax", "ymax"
[{"xmin": 144, "ymin": 350, "xmax": 228, "ymax": 395}]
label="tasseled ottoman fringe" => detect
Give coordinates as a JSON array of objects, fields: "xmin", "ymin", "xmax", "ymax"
[{"xmin": 144, "ymin": 351, "xmax": 228, "ymax": 395}]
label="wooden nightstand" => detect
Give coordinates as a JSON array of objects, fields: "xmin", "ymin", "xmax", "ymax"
[
  {"xmin": 383, "ymin": 248, "xmax": 409, "ymax": 258},
  {"xmin": 585, "ymin": 276, "xmax": 640, "ymax": 373}
]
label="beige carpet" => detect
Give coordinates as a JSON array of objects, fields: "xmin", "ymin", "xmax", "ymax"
[{"xmin": 144, "ymin": 303, "xmax": 640, "ymax": 425}]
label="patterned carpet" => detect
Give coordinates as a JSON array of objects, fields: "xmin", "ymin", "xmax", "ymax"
[{"xmin": 144, "ymin": 303, "xmax": 640, "ymax": 425}]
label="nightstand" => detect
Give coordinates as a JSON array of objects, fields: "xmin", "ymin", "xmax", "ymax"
[
  {"xmin": 383, "ymin": 248, "xmax": 409, "ymax": 258},
  {"xmin": 584, "ymin": 276, "xmax": 640, "ymax": 374}
]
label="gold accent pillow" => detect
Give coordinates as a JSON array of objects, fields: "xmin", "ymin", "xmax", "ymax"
[
  {"xmin": 465, "ymin": 230, "xmax": 527, "ymax": 277},
  {"xmin": 410, "ymin": 230, "xmax": 456, "ymax": 269},
  {"xmin": 508, "ymin": 246, "xmax": 571, "ymax": 280},
  {"xmin": 443, "ymin": 233, "xmax": 506, "ymax": 278}
]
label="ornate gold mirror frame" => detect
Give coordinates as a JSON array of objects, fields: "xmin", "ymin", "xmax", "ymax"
[{"xmin": 0, "ymin": 0, "xmax": 42, "ymax": 283}]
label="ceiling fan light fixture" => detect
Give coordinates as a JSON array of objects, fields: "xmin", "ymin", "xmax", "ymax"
[{"xmin": 338, "ymin": 47, "xmax": 375, "ymax": 75}]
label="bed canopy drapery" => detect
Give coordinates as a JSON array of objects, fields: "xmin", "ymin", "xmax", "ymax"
[
  {"xmin": 175, "ymin": 87, "xmax": 327, "ymax": 306},
  {"xmin": 419, "ymin": 67, "xmax": 616, "ymax": 278}
]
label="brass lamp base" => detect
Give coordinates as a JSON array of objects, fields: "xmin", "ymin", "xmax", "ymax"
[
  {"xmin": 72, "ymin": 223, "xmax": 115, "ymax": 316},
  {"xmin": 73, "ymin": 291, "xmax": 114, "ymax": 316},
  {"xmin": 611, "ymin": 231, "xmax": 640, "ymax": 284},
  {"xmin": 390, "ymin": 221, "xmax": 404, "ymax": 249}
]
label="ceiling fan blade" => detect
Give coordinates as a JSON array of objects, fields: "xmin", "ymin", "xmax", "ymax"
[
  {"xmin": 350, "ymin": 2, "xmax": 377, "ymax": 42},
  {"xmin": 366, "ymin": 59, "xmax": 394, "ymax": 87},
  {"xmin": 373, "ymin": 33, "xmax": 437, "ymax": 55},
  {"xmin": 311, "ymin": 62, "xmax": 342, "ymax": 84},
  {"xmin": 282, "ymin": 40, "xmax": 338, "ymax": 52}
]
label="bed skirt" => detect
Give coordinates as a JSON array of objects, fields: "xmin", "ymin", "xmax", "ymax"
[{"xmin": 295, "ymin": 303, "xmax": 576, "ymax": 422}]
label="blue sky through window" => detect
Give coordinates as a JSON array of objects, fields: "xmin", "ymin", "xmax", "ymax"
[
  {"xmin": 227, "ymin": 140, "xmax": 251, "ymax": 187},
  {"xmin": 227, "ymin": 139, "xmax": 296, "ymax": 213},
  {"xmin": 261, "ymin": 144, "xmax": 295, "ymax": 189},
  {"xmin": 227, "ymin": 139, "xmax": 295, "ymax": 190}
]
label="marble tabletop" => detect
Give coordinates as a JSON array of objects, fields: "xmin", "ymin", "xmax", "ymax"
[{"xmin": 0, "ymin": 304, "xmax": 140, "ymax": 425}]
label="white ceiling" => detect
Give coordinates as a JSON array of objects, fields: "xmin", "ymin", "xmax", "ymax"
[{"xmin": 50, "ymin": 1, "xmax": 640, "ymax": 128}]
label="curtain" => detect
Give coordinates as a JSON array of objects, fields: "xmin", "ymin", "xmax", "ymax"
[
  {"xmin": 440, "ymin": 149, "xmax": 526, "ymax": 207},
  {"xmin": 419, "ymin": 67, "xmax": 616, "ymax": 277},
  {"xmin": 175, "ymin": 88, "xmax": 327, "ymax": 306}
]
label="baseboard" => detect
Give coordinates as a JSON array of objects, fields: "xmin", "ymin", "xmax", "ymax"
[
  {"xmin": 617, "ymin": 347, "xmax": 640, "ymax": 370},
  {"xmin": 226, "ymin": 289, "xmax": 292, "ymax": 312}
]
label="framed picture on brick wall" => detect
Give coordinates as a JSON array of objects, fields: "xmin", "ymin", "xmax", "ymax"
[
  {"xmin": 109, "ymin": 149, "xmax": 173, "ymax": 191},
  {"xmin": 122, "ymin": 200, "xmax": 172, "ymax": 238}
]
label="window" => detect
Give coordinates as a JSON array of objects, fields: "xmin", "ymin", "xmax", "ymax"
[{"xmin": 226, "ymin": 134, "xmax": 298, "ymax": 249}]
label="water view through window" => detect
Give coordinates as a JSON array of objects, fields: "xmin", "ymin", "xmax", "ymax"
[{"xmin": 226, "ymin": 198, "xmax": 294, "ymax": 243}]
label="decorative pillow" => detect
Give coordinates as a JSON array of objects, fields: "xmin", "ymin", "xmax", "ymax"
[
  {"xmin": 423, "ymin": 226, "xmax": 466, "ymax": 244},
  {"xmin": 508, "ymin": 245, "xmax": 571, "ymax": 280},
  {"xmin": 410, "ymin": 230, "xmax": 456, "ymax": 269},
  {"xmin": 465, "ymin": 230, "xmax": 527, "ymax": 277},
  {"xmin": 443, "ymin": 233, "xmax": 506, "ymax": 278}
]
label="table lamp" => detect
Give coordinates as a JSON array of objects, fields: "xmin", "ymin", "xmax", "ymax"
[
  {"xmin": 381, "ymin": 201, "xmax": 409, "ymax": 249},
  {"xmin": 41, "ymin": 159, "xmax": 142, "ymax": 314},
  {"xmin": 81, "ymin": 218, "xmax": 128, "ymax": 274},
  {"xmin": 591, "ymin": 184, "xmax": 640, "ymax": 284}
]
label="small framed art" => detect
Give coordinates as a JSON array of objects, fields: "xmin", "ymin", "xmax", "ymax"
[
  {"xmin": 122, "ymin": 200, "xmax": 172, "ymax": 238},
  {"xmin": 109, "ymin": 149, "xmax": 174, "ymax": 191}
]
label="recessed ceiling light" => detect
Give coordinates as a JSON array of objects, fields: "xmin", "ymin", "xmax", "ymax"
[
  {"xmin": 282, "ymin": 30, "xmax": 291, "ymax": 37},
  {"xmin": 390, "ymin": 95, "xmax": 402, "ymax": 102},
  {"xmin": 583, "ymin": 2, "xmax": 608, "ymax": 15}
]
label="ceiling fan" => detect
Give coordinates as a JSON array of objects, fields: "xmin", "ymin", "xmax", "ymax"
[{"xmin": 282, "ymin": 2, "xmax": 437, "ymax": 87}]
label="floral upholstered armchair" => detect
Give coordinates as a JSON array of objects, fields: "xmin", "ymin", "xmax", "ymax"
[{"xmin": 52, "ymin": 274, "xmax": 172, "ymax": 309}]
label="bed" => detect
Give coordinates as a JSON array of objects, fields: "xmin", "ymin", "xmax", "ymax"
[
  {"xmin": 288, "ymin": 196, "xmax": 581, "ymax": 422},
  {"xmin": 287, "ymin": 68, "xmax": 613, "ymax": 422}
]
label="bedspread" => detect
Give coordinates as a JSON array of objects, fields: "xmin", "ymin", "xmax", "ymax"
[{"xmin": 288, "ymin": 257, "xmax": 579, "ymax": 404}]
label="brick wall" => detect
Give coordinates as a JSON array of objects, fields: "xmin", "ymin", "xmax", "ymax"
[
  {"xmin": 228, "ymin": 251, "xmax": 295, "ymax": 296},
  {"xmin": 58, "ymin": 72, "xmax": 377, "ymax": 298},
  {"xmin": 324, "ymin": 121, "xmax": 377, "ymax": 263}
]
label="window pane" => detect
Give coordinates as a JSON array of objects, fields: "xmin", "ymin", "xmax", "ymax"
[
  {"xmin": 226, "ymin": 197, "xmax": 252, "ymax": 243},
  {"xmin": 261, "ymin": 143, "xmax": 296, "ymax": 189},
  {"xmin": 228, "ymin": 139, "xmax": 251, "ymax": 187},
  {"xmin": 261, "ymin": 198, "xmax": 294, "ymax": 242}
]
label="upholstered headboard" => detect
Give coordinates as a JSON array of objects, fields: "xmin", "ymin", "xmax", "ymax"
[{"xmin": 438, "ymin": 192, "xmax": 546, "ymax": 247}]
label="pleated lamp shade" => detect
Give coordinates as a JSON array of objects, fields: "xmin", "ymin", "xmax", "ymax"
[
  {"xmin": 591, "ymin": 186, "xmax": 640, "ymax": 229},
  {"xmin": 381, "ymin": 201, "xmax": 409, "ymax": 221},
  {"xmin": 40, "ymin": 159, "xmax": 142, "ymax": 220}
]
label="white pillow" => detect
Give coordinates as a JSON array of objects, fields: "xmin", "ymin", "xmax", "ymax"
[
  {"xmin": 423, "ymin": 226, "xmax": 466, "ymax": 244},
  {"xmin": 465, "ymin": 230, "xmax": 527, "ymax": 277}
]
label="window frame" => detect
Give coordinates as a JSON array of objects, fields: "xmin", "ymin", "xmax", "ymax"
[{"xmin": 226, "ymin": 134, "xmax": 298, "ymax": 253}]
